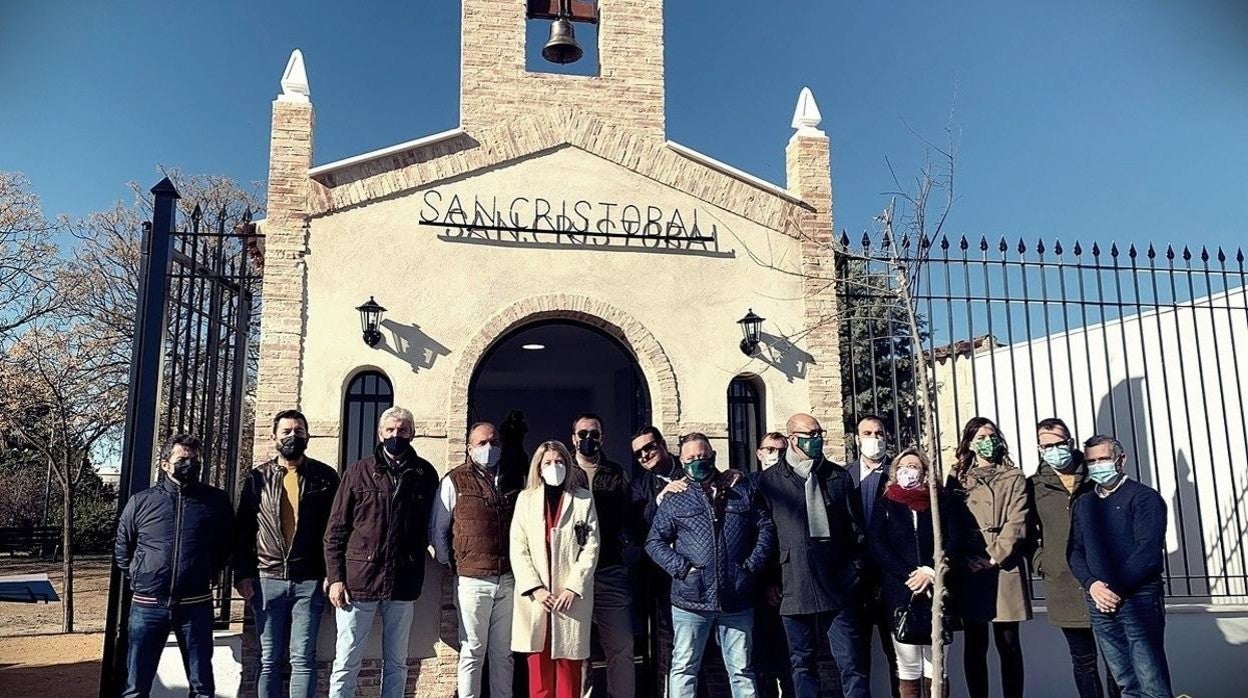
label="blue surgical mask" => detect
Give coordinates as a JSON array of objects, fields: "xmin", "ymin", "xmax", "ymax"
[
  {"xmin": 1086, "ymin": 460, "xmax": 1120, "ymax": 485},
  {"xmin": 1041, "ymin": 444, "xmax": 1075, "ymax": 471}
]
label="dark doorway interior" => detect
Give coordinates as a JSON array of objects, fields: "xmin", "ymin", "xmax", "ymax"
[{"xmin": 469, "ymin": 320, "xmax": 652, "ymax": 473}]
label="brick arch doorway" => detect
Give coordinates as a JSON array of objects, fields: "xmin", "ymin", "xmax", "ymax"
[{"xmin": 468, "ymin": 318, "xmax": 652, "ymax": 476}]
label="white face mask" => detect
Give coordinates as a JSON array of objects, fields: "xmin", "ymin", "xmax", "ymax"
[
  {"xmin": 859, "ymin": 436, "xmax": 887, "ymax": 461},
  {"xmin": 760, "ymin": 452, "xmax": 781, "ymax": 469},
  {"xmin": 470, "ymin": 444, "xmax": 501, "ymax": 469},
  {"xmin": 541, "ymin": 461, "xmax": 567, "ymax": 486},
  {"xmin": 896, "ymin": 467, "xmax": 923, "ymax": 489}
]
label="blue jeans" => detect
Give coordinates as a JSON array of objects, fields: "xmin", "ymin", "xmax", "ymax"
[
  {"xmin": 254, "ymin": 577, "xmax": 326, "ymax": 698},
  {"xmin": 782, "ymin": 608, "xmax": 870, "ymax": 698},
  {"xmin": 329, "ymin": 599, "xmax": 415, "ymax": 698},
  {"xmin": 123, "ymin": 601, "xmax": 215, "ymax": 698},
  {"xmin": 1088, "ymin": 584, "xmax": 1172, "ymax": 698},
  {"xmin": 670, "ymin": 605, "xmax": 756, "ymax": 698}
]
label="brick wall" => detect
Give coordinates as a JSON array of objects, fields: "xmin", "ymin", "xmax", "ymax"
[
  {"xmin": 786, "ymin": 129, "xmax": 847, "ymax": 462},
  {"xmin": 461, "ymin": 0, "xmax": 665, "ymax": 140},
  {"xmin": 253, "ymin": 98, "xmax": 314, "ymax": 465}
]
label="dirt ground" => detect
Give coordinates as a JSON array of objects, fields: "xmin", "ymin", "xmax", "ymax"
[
  {"xmin": 0, "ymin": 557, "xmax": 113, "ymax": 636},
  {"xmin": 0, "ymin": 558, "xmax": 243, "ymax": 696}
]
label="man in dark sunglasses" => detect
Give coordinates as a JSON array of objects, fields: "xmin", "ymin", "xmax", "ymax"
[
  {"xmin": 627, "ymin": 426, "xmax": 686, "ymax": 693},
  {"xmin": 566, "ymin": 413, "xmax": 635, "ymax": 698}
]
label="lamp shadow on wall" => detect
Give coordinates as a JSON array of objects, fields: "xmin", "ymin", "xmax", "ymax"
[
  {"xmin": 757, "ymin": 331, "xmax": 813, "ymax": 383},
  {"xmin": 379, "ymin": 319, "xmax": 451, "ymax": 373}
]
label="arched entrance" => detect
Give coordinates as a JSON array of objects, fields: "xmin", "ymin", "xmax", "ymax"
[{"xmin": 468, "ymin": 320, "xmax": 652, "ymax": 470}]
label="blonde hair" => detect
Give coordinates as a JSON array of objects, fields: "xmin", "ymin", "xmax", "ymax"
[
  {"xmin": 887, "ymin": 447, "xmax": 932, "ymax": 488},
  {"xmin": 527, "ymin": 440, "xmax": 575, "ymax": 490}
]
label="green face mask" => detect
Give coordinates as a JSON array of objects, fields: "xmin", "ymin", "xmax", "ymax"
[
  {"xmin": 972, "ymin": 435, "xmax": 1004, "ymax": 461},
  {"xmin": 796, "ymin": 435, "xmax": 825, "ymax": 459},
  {"xmin": 685, "ymin": 457, "xmax": 717, "ymax": 482}
]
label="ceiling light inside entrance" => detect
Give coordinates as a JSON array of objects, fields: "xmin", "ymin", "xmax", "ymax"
[{"xmin": 522, "ymin": 343, "xmax": 546, "ymax": 351}]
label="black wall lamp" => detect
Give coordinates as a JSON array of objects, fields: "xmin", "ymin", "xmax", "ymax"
[
  {"xmin": 356, "ymin": 297, "xmax": 386, "ymax": 348},
  {"xmin": 738, "ymin": 309, "xmax": 765, "ymax": 357}
]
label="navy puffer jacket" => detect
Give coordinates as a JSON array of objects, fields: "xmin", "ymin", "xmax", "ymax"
[
  {"xmin": 114, "ymin": 477, "xmax": 234, "ymax": 606},
  {"xmin": 645, "ymin": 474, "xmax": 776, "ymax": 613}
]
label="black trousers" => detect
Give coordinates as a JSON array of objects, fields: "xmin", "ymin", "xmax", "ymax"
[{"xmin": 1061, "ymin": 626, "xmax": 1121, "ymax": 698}]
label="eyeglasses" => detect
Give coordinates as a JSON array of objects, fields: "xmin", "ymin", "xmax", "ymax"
[
  {"xmin": 632, "ymin": 441, "xmax": 660, "ymax": 459},
  {"xmin": 790, "ymin": 430, "xmax": 825, "ymax": 438},
  {"xmin": 576, "ymin": 429, "xmax": 602, "ymax": 441}
]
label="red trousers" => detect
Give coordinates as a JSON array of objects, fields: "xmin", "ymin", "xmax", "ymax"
[{"xmin": 526, "ymin": 636, "xmax": 582, "ymax": 698}]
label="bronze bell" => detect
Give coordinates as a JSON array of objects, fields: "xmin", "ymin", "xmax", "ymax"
[{"xmin": 542, "ymin": 18, "xmax": 583, "ymax": 64}]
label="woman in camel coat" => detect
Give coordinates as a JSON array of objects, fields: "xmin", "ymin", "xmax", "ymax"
[
  {"xmin": 946, "ymin": 417, "xmax": 1032, "ymax": 698},
  {"xmin": 509, "ymin": 440, "xmax": 600, "ymax": 698}
]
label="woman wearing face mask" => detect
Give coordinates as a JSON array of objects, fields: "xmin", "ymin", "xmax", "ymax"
[
  {"xmin": 510, "ymin": 441, "xmax": 601, "ymax": 698},
  {"xmin": 947, "ymin": 417, "xmax": 1031, "ymax": 698},
  {"xmin": 869, "ymin": 448, "xmax": 957, "ymax": 698}
]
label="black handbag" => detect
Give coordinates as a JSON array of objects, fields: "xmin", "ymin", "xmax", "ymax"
[{"xmin": 893, "ymin": 592, "xmax": 934, "ymax": 645}]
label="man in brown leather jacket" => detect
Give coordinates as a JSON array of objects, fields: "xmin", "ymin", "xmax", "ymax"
[
  {"xmin": 323, "ymin": 406, "xmax": 439, "ymax": 698},
  {"xmin": 234, "ymin": 409, "xmax": 339, "ymax": 698}
]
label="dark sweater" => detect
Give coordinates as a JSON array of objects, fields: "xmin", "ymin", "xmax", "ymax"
[{"xmin": 1067, "ymin": 478, "xmax": 1167, "ymax": 596}]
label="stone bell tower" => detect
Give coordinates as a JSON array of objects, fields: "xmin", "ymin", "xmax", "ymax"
[{"xmin": 460, "ymin": 0, "xmax": 665, "ymax": 139}]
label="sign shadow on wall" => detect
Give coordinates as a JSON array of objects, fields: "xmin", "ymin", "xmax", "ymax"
[{"xmin": 380, "ymin": 319, "xmax": 452, "ymax": 373}]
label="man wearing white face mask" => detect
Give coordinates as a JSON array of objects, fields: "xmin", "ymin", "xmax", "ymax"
[
  {"xmin": 847, "ymin": 414, "xmax": 901, "ymax": 698},
  {"xmin": 431, "ymin": 421, "xmax": 523, "ymax": 698}
]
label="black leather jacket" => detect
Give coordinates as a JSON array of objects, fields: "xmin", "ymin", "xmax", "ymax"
[{"xmin": 233, "ymin": 457, "xmax": 340, "ymax": 582}]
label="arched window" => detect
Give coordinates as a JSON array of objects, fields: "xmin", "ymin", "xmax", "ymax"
[
  {"xmin": 341, "ymin": 370, "xmax": 394, "ymax": 467},
  {"xmin": 727, "ymin": 376, "xmax": 765, "ymax": 471}
]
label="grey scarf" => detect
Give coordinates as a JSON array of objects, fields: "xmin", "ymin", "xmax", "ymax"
[{"xmin": 787, "ymin": 449, "xmax": 832, "ymax": 538}]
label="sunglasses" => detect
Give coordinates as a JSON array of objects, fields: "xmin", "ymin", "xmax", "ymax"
[
  {"xmin": 576, "ymin": 429, "xmax": 602, "ymax": 441},
  {"xmin": 632, "ymin": 441, "xmax": 660, "ymax": 459}
]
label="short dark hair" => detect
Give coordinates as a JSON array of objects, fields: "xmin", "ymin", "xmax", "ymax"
[
  {"xmin": 1036, "ymin": 417, "xmax": 1072, "ymax": 439},
  {"xmin": 1083, "ymin": 434, "xmax": 1125, "ymax": 460},
  {"xmin": 759, "ymin": 431, "xmax": 787, "ymax": 447},
  {"xmin": 573, "ymin": 413, "xmax": 604, "ymax": 430},
  {"xmin": 467, "ymin": 421, "xmax": 496, "ymax": 440},
  {"xmin": 160, "ymin": 433, "xmax": 202, "ymax": 462},
  {"xmin": 631, "ymin": 425, "xmax": 665, "ymax": 445},
  {"xmin": 856, "ymin": 414, "xmax": 888, "ymax": 433},
  {"xmin": 272, "ymin": 409, "xmax": 308, "ymax": 435},
  {"xmin": 677, "ymin": 432, "xmax": 712, "ymax": 451}
]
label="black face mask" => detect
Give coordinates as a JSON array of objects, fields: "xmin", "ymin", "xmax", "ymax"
[
  {"xmin": 278, "ymin": 435, "xmax": 308, "ymax": 459},
  {"xmin": 172, "ymin": 458, "xmax": 202, "ymax": 484},
  {"xmin": 383, "ymin": 435, "xmax": 411, "ymax": 456},
  {"xmin": 577, "ymin": 437, "xmax": 601, "ymax": 458}
]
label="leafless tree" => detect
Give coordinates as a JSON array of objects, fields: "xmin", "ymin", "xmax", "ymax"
[{"xmin": 0, "ymin": 171, "xmax": 61, "ymax": 341}]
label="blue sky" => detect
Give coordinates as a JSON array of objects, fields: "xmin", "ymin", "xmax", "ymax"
[{"xmin": 2, "ymin": 1, "xmax": 1246, "ymax": 254}]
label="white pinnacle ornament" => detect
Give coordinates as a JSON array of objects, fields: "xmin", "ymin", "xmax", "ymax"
[
  {"xmin": 279, "ymin": 49, "xmax": 310, "ymax": 103},
  {"xmin": 791, "ymin": 86, "xmax": 823, "ymax": 135}
]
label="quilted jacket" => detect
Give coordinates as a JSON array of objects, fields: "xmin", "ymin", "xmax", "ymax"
[{"xmin": 645, "ymin": 473, "xmax": 776, "ymax": 613}]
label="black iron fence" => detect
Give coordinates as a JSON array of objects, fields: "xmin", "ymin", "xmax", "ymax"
[
  {"xmin": 101, "ymin": 181, "xmax": 259, "ymax": 695},
  {"xmin": 837, "ymin": 231, "xmax": 1248, "ymax": 601}
]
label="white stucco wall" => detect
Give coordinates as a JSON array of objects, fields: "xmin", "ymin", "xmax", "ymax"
[
  {"xmin": 299, "ymin": 146, "xmax": 814, "ymax": 470},
  {"xmin": 931, "ymin": 287, "xmax": 1248, "ymax": 603}
]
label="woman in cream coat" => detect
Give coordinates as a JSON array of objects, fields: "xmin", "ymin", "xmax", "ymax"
[{"xmin": 509, "ymin": 440, "xmax": 600, "ymax": 698}]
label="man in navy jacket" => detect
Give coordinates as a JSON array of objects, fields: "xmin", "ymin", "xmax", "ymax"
[
  {"xmin": 1068, "ymin": 434, "xmax": 1172, "ymax": 698},
  {"xmin": 646, "ymin": 432, "xmax": 775, "ymax": 698},
  {"xmin": 114, "ymin": 434, "xmax": 234, "ymax": 698}
]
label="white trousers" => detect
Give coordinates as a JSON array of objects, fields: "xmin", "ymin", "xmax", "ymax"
[
  {"xmin": 891, "ymin": 639, "xmax": 934, "ymax": 680},
  {"xmin": 456, "ymin": 573, "xmax": 515, "ymax": 698}
]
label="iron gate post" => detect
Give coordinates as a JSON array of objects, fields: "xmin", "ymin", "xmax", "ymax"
[{"xmin": 99, "ymin": 178, "xmax": 180, "ymax": 697}]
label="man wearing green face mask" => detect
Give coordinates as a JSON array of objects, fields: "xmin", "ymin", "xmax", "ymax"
[
  {"xmin": 756, "ymin": 413, "xmax": 871, "ymax": 698},
  {"xmin": 645, "ymin": 432, "xmax": 776, "ymax": 698}
]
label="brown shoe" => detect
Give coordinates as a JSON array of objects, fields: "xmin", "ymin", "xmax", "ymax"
[{"xmin": 899, "ymin": 678, "xmax": 921, "ymax": 698}]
